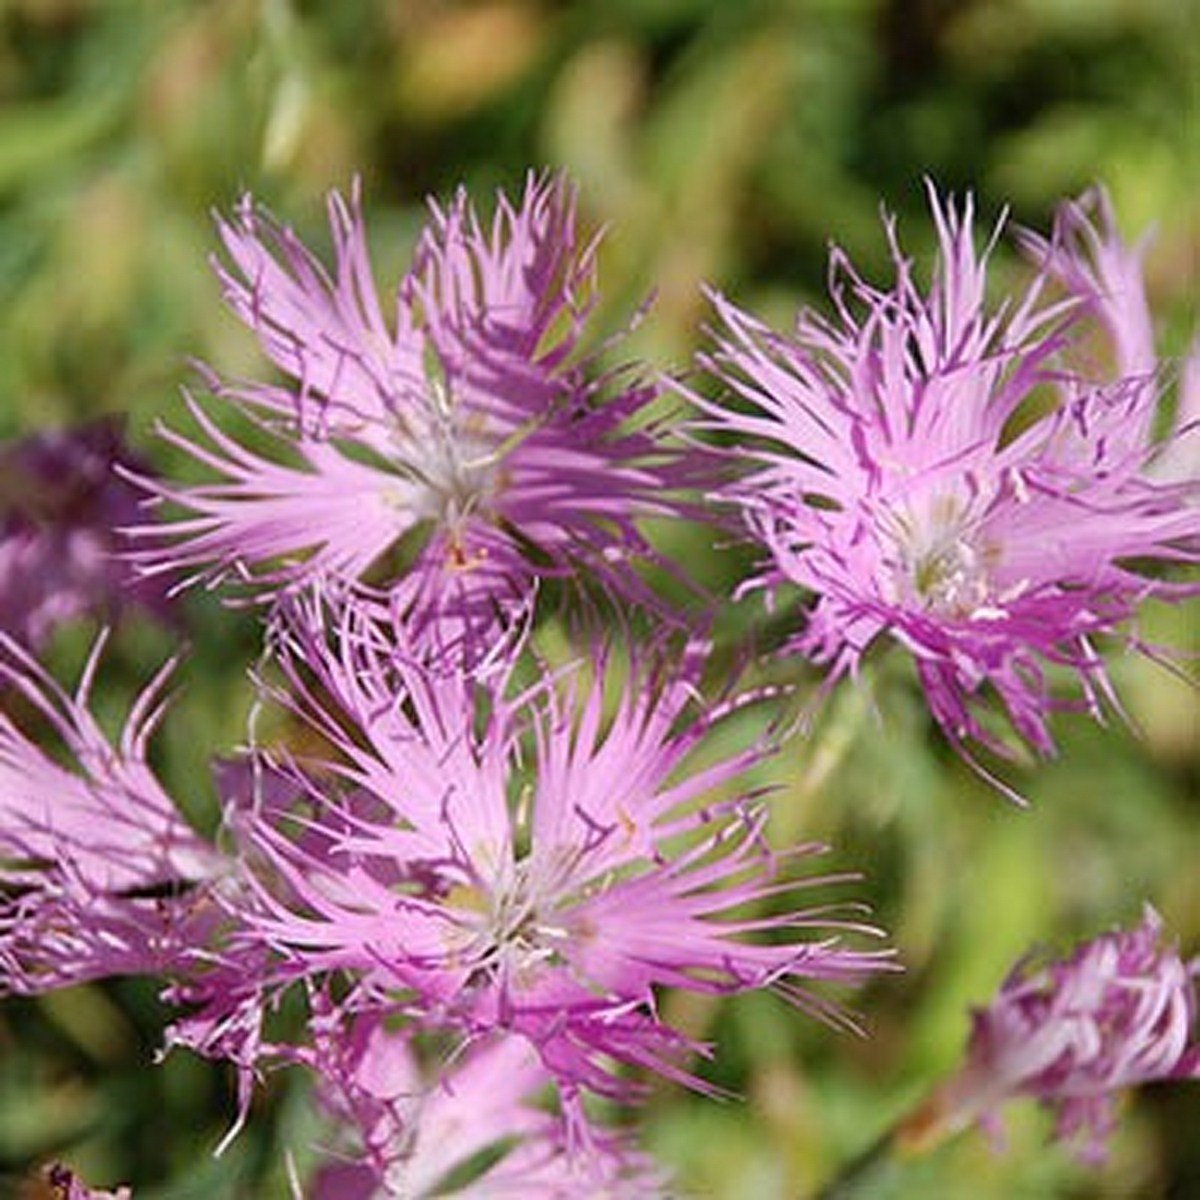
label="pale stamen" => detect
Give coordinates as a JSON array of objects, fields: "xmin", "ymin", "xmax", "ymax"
[{"xmin": 886, "ymin": 495, "xmax": 998, "ymax": 619}]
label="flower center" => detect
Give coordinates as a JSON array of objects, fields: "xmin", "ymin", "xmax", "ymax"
[
  {"xmin": 402, "ymin": 407, "xmax": 499, "ymax": 529},
  {"xmin": 890, "ymin": 496, "xmax": 995, "ymax": 619},
  {"xmin": 445, "ymin": 860, "xmax": 570, "ymax": 983},
  {"xmin": 911, "ymin": 535, "xmax": 989, "ymax": 616}
]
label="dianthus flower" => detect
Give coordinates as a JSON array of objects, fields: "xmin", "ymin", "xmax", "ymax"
[
  {"xmin": 0, "ymin": 640, "xmax": 288, "ymax": 1146},
  {"xmin": 306, "ymin": 1002, "xmax": 668, "ymax": 1198},
  {"xmin": 222, "ymin": 599, "xmax": 891, "ymax": 1116},
  {"xmin": 0, "ymin": 633, "xmax": 223, "ymax": 993},
  {"xmin": 695, "ymin": 187, "xmax": 1199, "ymax": 768},
  {"xmin": 0, "ymin": 420, "xmax": 173, "ymax": 646},
  {"xmin": 131, "ymin": 175, "xmax": 700, "ymax": 655},
  {"xmin": 0, "ymin": 626, "xmax": 673, "ymax": 1189},
  {"xmin": 1017, "ymin": 188, "xmax": 1200, "ymax": 484},
  {"xmin": 914, "ymin": 908, "xmax": 1200, "ymax": 1164}
]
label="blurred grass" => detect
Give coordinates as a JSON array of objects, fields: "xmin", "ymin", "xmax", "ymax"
[{"xmin": 0, "ymin": 1, "xmax": 1196, "ymax": 1196}]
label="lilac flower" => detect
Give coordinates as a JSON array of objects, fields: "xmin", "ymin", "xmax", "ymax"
[
  {"xmin": 0, "ymin": 419, "xmax": 173, "ymax": 647},
  {"xmin": 132, "ymin": 175, "xmax": 700, "ymax": 654},
  {"xmin": 0, "ymin": 634, "xmax": 223, "ymax": 994},
  {"xmin": 928, "ymin": 908, "xmax": 1200, "ymax": 1164},
  {"xmin": 695, "ymin": 186, "xmax": 1199, "ymax": 767},
  {"xmin": 222, "ymin": 600, "xmax": 890, "ymax": 1112},
  {"xmin": 306, "ymin": 1004, "xmax": 668, "ymax": 1198}
]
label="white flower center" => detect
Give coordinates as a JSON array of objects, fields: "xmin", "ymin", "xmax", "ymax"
[
  {"xmin": 400, "ymin": 382, "xmax": 500, "ymax": 527},
  {"xmin": 445, "ymin": 859, "xmax": 572, "ymax": 984},
  {"xmin": 889, "ymin": 495, "xmax": 996, "ymax": 619},
  {"xmin": 910, "ymin": 534, "xmax": 990, "ymax": 616}
]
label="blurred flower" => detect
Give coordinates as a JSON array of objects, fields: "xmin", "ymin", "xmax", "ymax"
[
  {"xmin": 133, "ymin": 175, "xmax": 700, "ymax": 658},
  {"xmin": 0, "ymin": 633, "xmax": 224, "ymax": 994},
  {"xmin": 0, "ymin": 419, "xmax": 174, "ymax": 647},
  {"xmin": 222, "ymin": 599, "xmax": 890, "ymax": 1113},
  {"xmin": 306, "ymin": 1003, "xmax": 668, "ymax": 1198},
  {"xmin": 695, "ymin": 186, "xmax": 1199, "ymax": 771},
  {"xmin": 910, "ymin": 907, "xmax": 1200, "ymax": 1164},
  {"xmin": 39, "ymin": 1163, "xmax": 133, "ymax": 1200},
  {"xmin": 1160, "ymin": 341, "xmax": 1200, "ymax": 484},
  {"xmin": 1020, "ymin": 188, "xmax": 1157, "ymax": 382},
  {"xmin": 1017, "ymin": 189, "xmax": 1200, "ymax": 485}
]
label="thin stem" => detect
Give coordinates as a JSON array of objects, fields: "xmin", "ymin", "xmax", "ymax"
[
  {"xmin": 814, "ymin": 1126, "xmax": 899, "ymax": 1200},
  {"xmin": 813, "ymin": 1086, "xmax": 963, "ymax": 1200}
]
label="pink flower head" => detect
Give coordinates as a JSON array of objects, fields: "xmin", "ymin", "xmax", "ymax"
[
  {"xmin": 0, "ymin": 634, "xmax": 221, "ymax": 993},
  {"xmin": 695, "ymin": 185, "xmax": 1199, "ymax": 770},
  {"xmin": 306, "ymin": 1005, "xmax": 668, "ymax": 1198},
  {"xmin": 0, "ymin": 419, "xmax": 174, "ymax": 647},
  {"xmin": 943, "ymin": 908, "xmax": 1200, "ymax": 1164},
  {"xmin": 226, "ymin": 599, "xmax": 891, "ymax": 1107},
  {"xmin": 1019, "ymin": 188, "xmax": 1156, "ymax": 380},
  {"xmin": 132, "ymin": 175, "xmax": 700, "ymax": 656}
]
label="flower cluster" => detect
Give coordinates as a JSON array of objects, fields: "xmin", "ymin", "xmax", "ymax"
[
  {"xmin": 0, "ymin": 603, "xmax": 891, "ymax": 1191},
  {"xmin": 0, "ymin": 174, "xmax": 1195, "ymax": 1193}
]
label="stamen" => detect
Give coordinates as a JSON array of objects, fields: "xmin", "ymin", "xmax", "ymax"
[
  {"xmin": 387, "ymin": 379, "xmax": 502, "ymax": 545},
  {"xmin": 889, "ymin": 494, "xmax": 997, "ymax": 619},
  {"xmin": 442, "ymin": 841, "xmax": 595, "ymax": 986}
]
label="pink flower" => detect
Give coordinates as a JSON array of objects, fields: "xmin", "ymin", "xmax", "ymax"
[
  {"xmin": 0, "ymin": 419, "xmax": 174, "ymax": 647},
  {"xmin": 306, "ymin": 1003, "xmax": 668, "ymax": 1198},
  {"xmin": 0, "ymin": 641, "xmax": 272, "ymax": 1142},
  {"xmin": 935, "ymin": 908, "xmax": 1200, "ymax": 1164},
  {"xmin": 0, "ymin": 634, "xmax": 222, "ymax": 993},
  {"xmin": 224, "ymin": 599, "xmax": 891, "ymax": 1107},
  {"xmin": 1020, "ymin": 189, "xmax": 1157, "ymax": 379},
  {"xmin": 1018, "ymin": 189, "xmax": 1200, "ymax": 484},
  {"xmin": 131, "ymin": 175, "xmax": 701, "ymax": 656},
  {"xmin": 695, "ymin": 186, "xmax": 1198, "ymax": 771}
]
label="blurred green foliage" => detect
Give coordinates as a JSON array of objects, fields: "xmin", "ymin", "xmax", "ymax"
[{"xmin": 0, "ymin": 1, "xmax": 1196, "ymax": 1196}]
